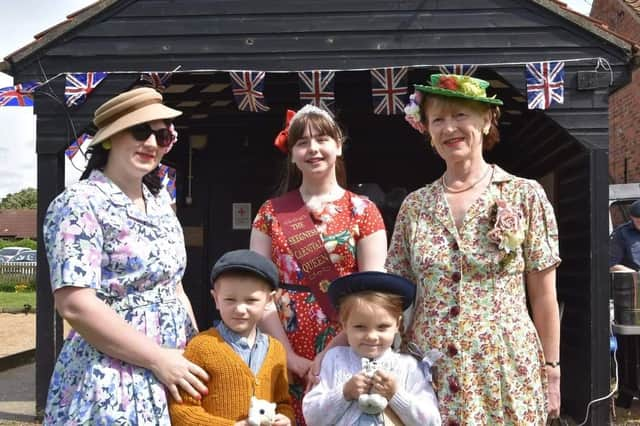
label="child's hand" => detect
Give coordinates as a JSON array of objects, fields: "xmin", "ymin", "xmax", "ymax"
[
  {"xmin": 371, "ymin": 370, "xmax": 397, "ymax": 401},
  {"xmin": 343, "ymin": 372, "xmax": 373, "ymax": 401},
  {"xmin": 271, "ymin": 413, "xmax": 292, "ymax": 425},
  {"xmin": 233, "ymin": 420, "xmax": 249, "ymax": 426}
]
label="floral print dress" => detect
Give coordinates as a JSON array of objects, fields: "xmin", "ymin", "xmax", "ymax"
[
  {"xmin": 42, "ymin": 170, "xmax": 196, "ymax": 426},
  {"xmin": 253, "ymin": 190, "xmax": 385, "ymax": 425},
  {"xmin": 386, "ymin": 165, "xmax": 561, "ymax": 426}
]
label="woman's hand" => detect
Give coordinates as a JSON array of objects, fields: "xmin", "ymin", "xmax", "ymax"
[
  {"xmin": 343, "ymin": 373, "xmax": 373, "ymax": 401},
  {"xmin": 149, "ymin": 348, "xmax": 209, "ymax": 403},
  {"xmin": 287, "ymin": 351, "xmax": 312, "ymax": 381},
  {"xmin": 305, "ymin": 350, "xmax": 326, "ymax": 391},
  {"xmin": 546, "ymin": 365, "xmax": 561, "ymax": 419}
]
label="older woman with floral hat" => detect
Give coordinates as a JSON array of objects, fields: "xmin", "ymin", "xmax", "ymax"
[
  {"xmin": 387, "ymin": 74, "xmax": 561, "ymax": 424},
  {"xmin": 42, "ymin": 87, "xmax": 208, "ymax": 425}
]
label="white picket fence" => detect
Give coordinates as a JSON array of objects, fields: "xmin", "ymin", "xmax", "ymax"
[{"xmin": 0, "ymin": 262, "xmax": 36, "ymax": 284}]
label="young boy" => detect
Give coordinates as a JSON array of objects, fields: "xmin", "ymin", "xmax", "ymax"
[{"xmin": 169, "ymin": 249, "xmax": 293, "ymax": 426}]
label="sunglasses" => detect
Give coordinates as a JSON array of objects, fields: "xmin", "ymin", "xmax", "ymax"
[{"xmin": 128, "ymin": 123, "xmax": 173, "ymax": 148}]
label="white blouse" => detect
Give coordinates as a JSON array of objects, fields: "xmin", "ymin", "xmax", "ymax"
[{"xmin": 302, "ymin": 347, "xmax": 441, "ymax": 426}]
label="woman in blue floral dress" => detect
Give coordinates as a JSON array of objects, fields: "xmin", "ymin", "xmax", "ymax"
[{"xmin": 43, "ymin": 87, "xmax": 209, "ymax": 425}]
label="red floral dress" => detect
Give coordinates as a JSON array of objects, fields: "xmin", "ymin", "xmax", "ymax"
[
  {"xmin": 252, "ymin": 190, "xmax": 385, "ymax": 424},
  {"xmin": 386, "ymin": 166, "xmax": 561, "ymax": 425}
]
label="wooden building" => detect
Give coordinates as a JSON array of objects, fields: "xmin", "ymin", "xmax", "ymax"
[{"xmin": 2, "ymin": 0, "xmax": 638, "ymax": 422}]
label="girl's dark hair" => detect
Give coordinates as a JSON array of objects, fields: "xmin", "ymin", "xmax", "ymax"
[
  {"xmin": 420, "ymin": 95, "xmax": 501, "ymax": 151},
  {"xmin": 276, "ymin": 111, "xmax": 347, "ymax": 195},
  {"xmin": 80, "ymin": 142, "xmax": 162, "ymax": 196}
]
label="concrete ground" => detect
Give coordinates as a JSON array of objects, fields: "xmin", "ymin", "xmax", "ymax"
[{"xmin": 0, "ymin": 363, "xmax": 38, "ymax": 425}]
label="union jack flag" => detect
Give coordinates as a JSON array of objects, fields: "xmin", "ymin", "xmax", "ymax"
[
  {"xmin": 65, "ymin": 134, "xmax": 92, "ymax": 160},
  {"xmin": 157, "ymin": 164, "xmax": 177, "ymax": 203},
  {"xmin": 0, "ymin": 81, "xmax": 41, "ymax": 107},
  {"xmin": 525, "ymin": 61, "xmax": 565, "ymax": 110},
  {"xmin": 64, "ymin": 72, "xmax": 108, "ymax": 108},
  {"xmin": 370, "ymin": 67, "xmax": 408, "ymax": 115},
  {"xmin": 298, "ymin": 71, "xmax": 335, "ymax": 114},
  {"xmin": 438, "ymin": 64, "xmax": 478, "ymax": 76},
  {"xmin": 230, "ymin": 71, "xmax": 270, "ymax": 112},
  {"xmin": 139, "ymin": 72, "xmax": 173, "ymax": 92}
]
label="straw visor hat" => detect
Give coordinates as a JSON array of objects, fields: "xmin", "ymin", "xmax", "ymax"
[{"xmin": 89, "ymin": 87, "xmax": 182, "ymax": 147}]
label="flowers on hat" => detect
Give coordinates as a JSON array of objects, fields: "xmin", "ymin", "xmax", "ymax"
[
  {"xmin": 437, "ymin": 75, "xmax": 486, "ymax": 98},
  {"xmin": 487, "ymin": 200, "xmax": 524, "ymax": 254},
  {"xmin": 164, "ymin": 123, "xmax": 179, "ymax": 153},
  {"xmin": 404, "ymin": 92, "xmax": 426, "ymax": 134}
]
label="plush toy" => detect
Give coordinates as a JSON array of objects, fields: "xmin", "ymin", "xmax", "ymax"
[
  {"xmin": 247, "ymin": 396, "xmax": 276, "ymax": 426},
  {"xmin": 357, "ymin": 358, "xmax": 389, "ymax": 415}
]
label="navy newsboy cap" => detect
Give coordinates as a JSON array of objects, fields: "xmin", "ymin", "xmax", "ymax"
[
  {"xmin": 328, "ymin": 271, "xmax": 416, "ymax": 310},
  {"xmin": 631, "ymin": 200, "xmax": 640, "ymax": 218},
  {"xmin": 210, "ymin": 249, "xmax": 279, "ymax": 289}
]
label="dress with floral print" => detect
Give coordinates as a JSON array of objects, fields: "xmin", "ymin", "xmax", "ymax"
[
  {"xmin": 252, "ymin": 190, "xmax": 385, "ymax": 425},
  {"xmin": 42, "ymin": 170, "xmax": 195, "ymax": 426},
  {"xmin": 386, "ymin": 165, "xmax": 560, "ymax": 425}
]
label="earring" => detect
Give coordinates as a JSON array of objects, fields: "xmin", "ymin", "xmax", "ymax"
[
  {"xmin": 101, "ymin": 140, "xmax": 112, "ymax": 150},
  {"xmin": 482, "ymin": 127, "xmax": 490, "ymax": 136}
]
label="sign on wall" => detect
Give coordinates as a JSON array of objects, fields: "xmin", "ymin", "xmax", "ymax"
[{"xmin": 232, "ymin": 203, "xmax": 252, "ymax": 230}]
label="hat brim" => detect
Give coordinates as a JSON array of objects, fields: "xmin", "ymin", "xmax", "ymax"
[
  {"xmin": 328, "ymin": 271, "xmax": 416, "ymax": 310},
  {"xmin": 89, "ymin": 103, "xmax": 182, "ymax": 146},
  {"xmin": 414, "ymin": 84, "xmax": 504, "ymax": 106}
]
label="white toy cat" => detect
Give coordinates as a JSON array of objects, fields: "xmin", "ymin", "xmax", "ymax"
[
  {"xmin": 357, "ymin": 358, "xmax": 389, "ymax": 415},
  {"xmin": 247, "ymin": 396, "xmax": 276, "ymax": 426}
]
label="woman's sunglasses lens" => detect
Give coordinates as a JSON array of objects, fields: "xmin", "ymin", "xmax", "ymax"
[
  {"xmin": 155, "ymin": 129, "xmax": 172, "ymax": 147},
  {"xmin": 130, "ymin": 125, "xmax": 172, "ymax": 147},
  {"xmin": 130, "ymin": 124, "xmax": 152, "ymax": 142}
]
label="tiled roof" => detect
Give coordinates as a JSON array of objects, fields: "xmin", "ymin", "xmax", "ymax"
[
  {"xmin": 623, "ymin": 0, "xmax": 640, "ymax": 17},
  {"xmin": 0, "ymin": 210, "xmax": 37, "ymax": 239}
]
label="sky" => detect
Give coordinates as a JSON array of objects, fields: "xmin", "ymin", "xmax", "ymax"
[{"xmin": 0, "ymin": 0, "xmax": 594, "ymax": 199}]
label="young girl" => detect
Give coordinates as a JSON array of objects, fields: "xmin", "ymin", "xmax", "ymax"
[
  {"xmin": 302, "ymin": 271, "xmax": 441, "ymax": 426},
  {"xmin": 250, "ymin": 105, "xmax": 388, "ymax": 424}
]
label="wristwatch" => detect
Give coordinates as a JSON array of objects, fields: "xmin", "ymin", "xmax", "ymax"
[{"xmin": 544, "ymin": 361, "xmax": 560, "ymax": 368}]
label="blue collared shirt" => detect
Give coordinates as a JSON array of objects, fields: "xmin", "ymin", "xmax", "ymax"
[
  {"xmin": 215, "ymin": 321, "xmax": 269, "ymax": 375},
  {"xmin": 610, "ymin": 221, "xmax": 640, "ymax": 270}
]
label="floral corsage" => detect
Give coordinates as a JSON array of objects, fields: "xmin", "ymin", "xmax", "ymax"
[{"xmin": 487, "ymin": 199, "xmax": 524, "ymax": 255}]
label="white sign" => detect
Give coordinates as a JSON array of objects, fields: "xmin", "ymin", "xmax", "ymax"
[{"xmin": 232, "ymin": 203, "xmax": 252, "ymax": 230}]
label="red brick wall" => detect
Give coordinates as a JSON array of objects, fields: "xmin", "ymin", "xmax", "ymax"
[{"xmin": 591, "ymin": 0, "xmax": 640, "ymax": 183}]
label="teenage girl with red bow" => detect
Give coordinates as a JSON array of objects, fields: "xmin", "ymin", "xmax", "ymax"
[{"xmin": 250, "ymin": 105, "xmax": 388, "ymax": 425}]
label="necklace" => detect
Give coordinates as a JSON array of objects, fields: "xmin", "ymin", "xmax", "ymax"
[{"xmin": 442, "ymin": 165, "xmax": 492, "ymax": 194}]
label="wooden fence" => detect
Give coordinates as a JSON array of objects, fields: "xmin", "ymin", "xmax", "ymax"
[{"xmin": 0, "ymin": 262, "xmax": 36, "ymax": 284}]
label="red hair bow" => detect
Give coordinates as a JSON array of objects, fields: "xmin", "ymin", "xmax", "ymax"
[{"xmin": 274, "ymin": 109, "xmax": 296, "ymax": 153}]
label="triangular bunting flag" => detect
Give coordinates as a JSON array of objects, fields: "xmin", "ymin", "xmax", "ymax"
[
  {"xmin": 229, "ymin": 71, "xmax": 270, "ymax": 112},
  {"xmin": 525, "ymin": 61, "xmax": 565, "ymax": 110},
  {"xmin": 64, "ymin": 72, "xmax": 108, "ymax": 108},
  {"xmin": 139, "ymin": 72, "xmax": 173, "ymax": 92},
  {"xmin": 65, "ymin": 133, "xmax": 92, "ymax": 160},
  {"xmin": 438, "ymin": 64, "xmax": 478, "ymax": 76},
  {"xmin": 298, "ymin": 71, "xmax": 335, "ymax": 115},
  {"xmin": 157, "ymin": 164, "xmax": 177, "ymax": 203},
  {"xmin": 0, "ymin": 81, "xmax": 41, "ymax": 107},
  {"xmin": 370, "ymin": 67, "xmax": 408, "ymax": 115}
]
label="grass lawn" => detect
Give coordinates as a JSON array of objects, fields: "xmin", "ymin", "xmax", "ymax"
[{"xmin": 0, "ymin": 291, "xmax": 36, "ymax": 311}]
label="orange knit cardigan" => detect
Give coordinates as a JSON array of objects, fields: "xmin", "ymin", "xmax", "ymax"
[{"xmin": 169, "ymin": 328, "xmax": 294, "ymax": 426}]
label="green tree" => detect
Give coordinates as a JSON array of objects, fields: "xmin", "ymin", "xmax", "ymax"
[{"xmin": 0, "ymin": 188, "xmax": 37, "ymax": 209}]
